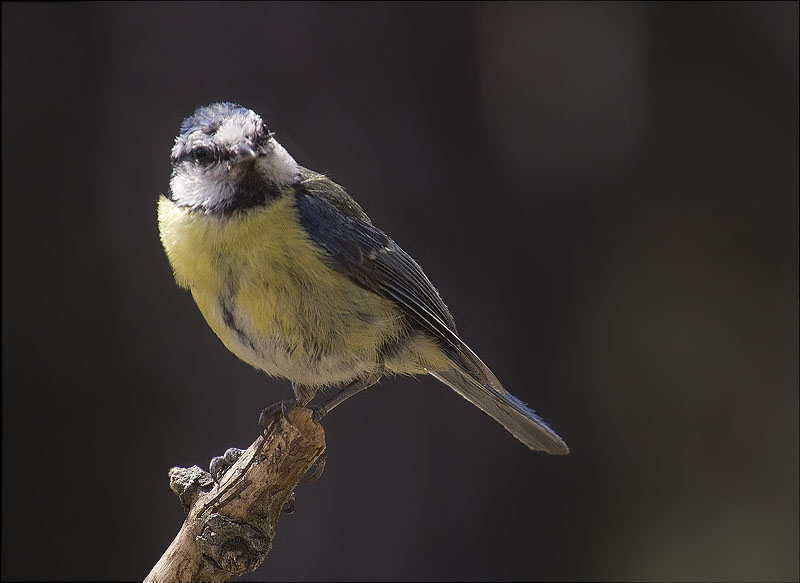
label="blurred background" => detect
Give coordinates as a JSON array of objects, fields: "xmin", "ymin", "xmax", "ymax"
[{"xmin": 2, "ymin": 2, "xmax": 797, "ymax": 581}]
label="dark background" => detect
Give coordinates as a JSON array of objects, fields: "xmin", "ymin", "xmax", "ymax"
[{"xmin": 2, "ymin": 2, "xmax": 797, "ymax": 581}]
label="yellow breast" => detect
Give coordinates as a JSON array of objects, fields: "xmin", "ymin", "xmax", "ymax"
[{"xmin": 157, "ymin": 193, "xmax": 414, "ymax": 385}]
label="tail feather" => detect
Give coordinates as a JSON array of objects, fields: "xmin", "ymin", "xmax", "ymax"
[{"xmin": 429, "ymin": 361, "xmax": 569, "ymax": 455}]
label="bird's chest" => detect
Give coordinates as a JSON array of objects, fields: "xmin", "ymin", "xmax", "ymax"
[
  {"xmin": 159, "ymin": 196, "xmax": 402, "ymax": 384},
  {"xmin": 204, "ymin": 253, "xmax": 400, "ymax": 386}
]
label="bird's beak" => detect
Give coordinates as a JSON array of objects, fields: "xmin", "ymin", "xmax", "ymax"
[{"xmin": 231, "ymin": 142, "xmax": 259, "ymax": 166}]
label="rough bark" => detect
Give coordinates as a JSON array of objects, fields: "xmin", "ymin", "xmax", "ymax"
[{"xmin": 145, "ymin": 407, "xmax": 326, "ymax": 582}]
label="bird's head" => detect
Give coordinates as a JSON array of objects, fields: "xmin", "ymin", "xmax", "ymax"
[{"xmin": 168, "ymin": 102, "xmax": 299, "ymax": 213}]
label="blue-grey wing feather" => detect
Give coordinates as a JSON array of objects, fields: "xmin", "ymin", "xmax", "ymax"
[
  {"xmin": 294, "ymin": 170, "xmax": 459, "ymax": 347},
  {"xmin": 292, "ymin": 169, "xmax": 569, "ymax": 454}
]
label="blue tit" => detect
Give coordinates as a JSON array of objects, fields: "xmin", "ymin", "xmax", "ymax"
[{"xmin": 158, "ymin": 102, "xmax": 568, "ymax": 454}]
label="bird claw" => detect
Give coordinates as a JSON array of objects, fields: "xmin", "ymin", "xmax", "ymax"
[
  {"xmin": 302, "ymin": 453, "xmax": 327, "ymax": 485},
  {"xmin": 310, "ymin": 403, "xmax": 327, "ymax": 423},
  {"xmin": 209, "ymin": 447, "xmax": 245, "ymax": 482},
  {"xmin": 282, "ymin": 491, "xmax": 296, "ymax": 514},
  {"xmin": 258, "ymin": 398, "xmax": 299, "ymax": 431},
  {"xmin": 254, "ymin": 399, "xmax": 325, "ymax": 517}
]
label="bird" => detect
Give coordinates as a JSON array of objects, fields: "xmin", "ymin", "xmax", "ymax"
[{"xmin": 158, "ymin": 102, "xmax": 568, "ymax": 456}]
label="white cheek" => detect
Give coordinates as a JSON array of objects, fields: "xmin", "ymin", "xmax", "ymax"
[
  {"xmin": 169, "ymin": 166, "xmax": 234, "ymax": 210},
  {"xmin": 258, "ymin": 140, "xmax": 299, "ymax": 186},
  {"xmin": 168, "ymin": 138, "xmax": 299, "ymax": 211}
]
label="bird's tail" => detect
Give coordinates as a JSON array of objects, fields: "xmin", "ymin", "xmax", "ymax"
[{"xmin": 428, "ymin": 347, "xmax": 569, "ymax": 454}]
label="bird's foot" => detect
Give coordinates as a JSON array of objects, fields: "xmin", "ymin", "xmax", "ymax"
[
  {"xmin": 310, "ymin": 403, "xmax": 327, "ymax": 423},
  {"xmin": 209, "ymin": 447, "xmax": 245, "ymax": 482},
  {"xmin": 301, "ymin": 452, "xmax": 327, "ymax": 485},
  {"xmin": 258, "ymin": 398, "xmax": 300, "ymax": 431},
  {"xmin": 253, "ymin": 398, "xmax": 325, "ymax": 515},
  {"xmin": 282, "ymin": 491, "xmax": 296, "ymax": 514},
  {"xmin": 279, "ymin": 453, "xmax": 325, "ymax": 515}
]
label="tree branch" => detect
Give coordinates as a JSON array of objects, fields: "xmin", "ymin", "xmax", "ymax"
[{"xmin": 145, "ymin": 407, "xmax": 326, "ymax": 582}]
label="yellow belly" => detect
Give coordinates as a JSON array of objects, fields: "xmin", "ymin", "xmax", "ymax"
[{"xmin": 158, "ymin": 194, "xmax": 446, "ymax": 387}]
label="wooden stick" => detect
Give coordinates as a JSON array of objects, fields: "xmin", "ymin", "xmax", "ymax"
[{"xmin": 145, "ymin": 407, "xmax": 326, "ymax": 583}]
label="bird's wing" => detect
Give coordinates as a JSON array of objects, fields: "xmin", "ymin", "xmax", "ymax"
[
  {"xmin": 293, "ymin": 172, "xmax": 569, "ymax": 454},
  {"xmin": 294, "ymin": 173, "xmax": 458, "ymax": 342},
  {"xmin": 295, "ymin": 172, "xmax": 505, "ymax": 387}
]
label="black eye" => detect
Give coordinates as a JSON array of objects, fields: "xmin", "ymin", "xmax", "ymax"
[{"xmin": 193, "ymin": 146, "xmax": 211, "ymax": 164}]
